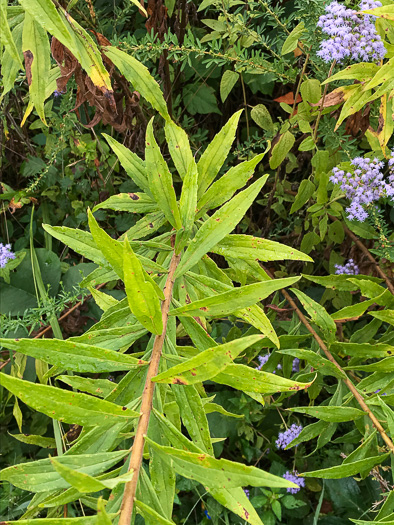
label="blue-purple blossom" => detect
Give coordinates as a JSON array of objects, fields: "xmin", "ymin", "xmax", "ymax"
[
  {"xmin": 282, "ymin": 471, "xmax": 305, "ymax": 494},
  {"xmin": 292, "ymin": 358, "xmax": 300, "ymax": 373},
  {"xmin": 276, "ymin": 424, "xmax": 303, "ymax": 450},
  {"xmin": 256, "ymin": 353, "xmax": 282, "ymax": 373},
  {"xmin": 330, "ymin": 155, "xmax": 394, "ymax": 221},
  {"xmin": 317, "ymin": 0, "xmax": 386, "ymax": 63},
  {"xmin": 244, "ymin": 488, "xmax": 250, "ymax": 499},
  {"xmin": 0, "ymin": 243, "xmax": 15, "ymax": 268},
  {"xmin": 203, "ymin": 509, "xmax": 211, "ymax": 520},
  {"xmin": 334, "ymin": 259, "xmax": 360, "ymax": 275}
]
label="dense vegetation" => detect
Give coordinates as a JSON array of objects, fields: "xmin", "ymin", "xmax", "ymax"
[{"xmin": 2, "ymin": 0, "xmax": 394, "ymax": 523}]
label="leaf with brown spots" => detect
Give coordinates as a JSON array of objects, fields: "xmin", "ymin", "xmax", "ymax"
[{"xmin": 153, "ymin": 335, "xmax": 263, "ymax": 385}]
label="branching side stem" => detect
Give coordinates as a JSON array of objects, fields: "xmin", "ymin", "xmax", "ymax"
[
  {"xmin": 265, "ymin": 270, "xmax": 394, "ymax": 453},
  {"xmin": 119, "ymin": 250, "xmax": 181, "ymax": 525}
]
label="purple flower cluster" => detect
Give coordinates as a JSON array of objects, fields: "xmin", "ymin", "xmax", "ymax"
[
  {"xmin": 334, "ymin": 259, "xmax": 360, "ymax": 275},
  {"xmin": 257, "ymin": 354, "xmax": 300, "ymax": 373},
  {"xmin": 330, "ymin": 156, "xmax": 394, "ymax": 221},
  {"xmin": 276, "ymin": 424, "xmax": 303, "ymax": 450},
  {"xmin": 317, "ymin": 0, "xmax": 386, "ymax": 63},
  {"xmin": 0, "ymin": 243, "xmax": 15, "ymax": 268},
  {"xmin": 282, "ymin": 471, "xmax": 305, "ymax": 494}
]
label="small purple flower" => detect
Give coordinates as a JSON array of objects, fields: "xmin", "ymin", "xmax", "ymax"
[
  {"xmin": 276, "ymin": 424, "xmax": 303, "ymax": 450},
  {"xmin": 256, "ymin": 353, "xmax": 282, "ymax": 373},
  {"xmin": 330, "ymin": 155, "xmax": 394, "ymax": 222},
  {"xmin": 244, "ymin": 488, "xmax": 250, "ymax": 499},
  {"xmin": 317, "ymin": 0, "xmax": 386, "ymax": 63},
  {"xmin": 53, "ymin": 90, "xmax": 63, "ymax": 98},
  {"xmin": 335, "ymin": 259, "xmax": 360, "ymax": 275},
  {"xmin": 204, "ymin": 509, "xmax": 211, "ymax": 520},
  {"xmin": 292, "ymin": 358, "xmax": 300, "ymax": 373},
  {"xmin": 282, "ymin": 471, "xmax": 305, "ymax": 494},
  {"xmin": 374, "ymin": 389, "xmax": 387, "ymax": 395},
  {"xmin": 0, "ymin": 243, "xmax": 15, "ymax": 268}
]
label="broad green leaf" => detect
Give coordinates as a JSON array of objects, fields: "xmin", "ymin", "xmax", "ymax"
[
  {"xmin": 0, "ymin": 450, "xmax": 128, "ymax": 492},
  {"xmin": 164, "ymin": 119, "xmax": 195, "ymax": 180},
  {"xmin": 301, "ymin": 454, "xmax": 389, "ymax": 478},
  {"xmin": 22, "ymin": 12, "xmax": 51, "ymax": 124},
  {"xmin": 208, "ymin": 487, "xmax": 264, "ymax": 525},
  {"xmin": 331, "ymin": 292, "xmax": 389, "ymax": 321},
  {"xmin": 250, "ymin": 104, "xmax": 275, "ymax": 133},
  {"xmin": 154, "ymin": 335, "xmax": 263, "ymax": 385},
  {"xmin": 123, "ymin": 236, "xmax": 163, "ymax": 334},
  {"xmin": 0, "ymin": 338, "xmax": 146, "ymax": 373},
  {"xmin": 102, "ymin": 134, "xmax": 151, "ymax": 196},
  {"xmin": 70, "ymin": 325, "xmax": 147, "ymax": 351},
  {"xmin": 220, "ymin": 70, "xmax": 239, "ymax": 102},
  {"xmin": 97, "ymin": 497, "xmax": 112, "ymax": 525},
  {"xmin": 370, "ymin": 309, "xmax": 394, "ymax": 325},
  {"xmin": 170, "ymin": 276, "xmax": 300, "ymax": 317},
  {"xmin": 335, "ymin": 85, "xmax": 372, "ymax": 130},
  {"xmin": 145, "ymin": 118, "xmax": 182, "ymax": 229},
  {"xmin": 93, "ymin": 193, "xmax": 158, "ymax": 214},
  {"xmin": 332, "ymin": 342, "xmax": 394, "ymax": 359},
  {"xmin": 3, "ymin": 516, "xmax": 97, "ymax": 525},
  {"xmin": 58, "ymin": 376, "xmax": 117, "ymax": 398},
  {"xmin": 348, "ymin": 278, "xmax": 394, "ymax": 306},
  {"xmin": 10, "ymin": 434, "xmax": 56, "ymax": 448},
  {"xmin": 290, "ymin": 180, "xmax": 315, "ymax": 214},
  {"xmin": 0, "ymin": 374, "xmax": 139, "ymax": 426},
  {"xmin": 0, "ymin": 0, "xmax": 22, "ymax": 65},
  {"xmin": 172, "ymin": 383, "xmax": 213, "ymax": 454},
  {"xmin": 135, "ymin": 500, "xmax": 176, "ymax": 525},
  {"xmin": 289, "ymin": 406, "xmax": 365, "ymax": 422},
  {"xmin": 300, "ymin": 79, "xmax": 321, "ymax": 105},
  {"xmin": 290, "ymin": 288, "xmax": 336, "ymax": 342},
  {"xmin": 104, "ymin": 46, "xmax": 170, "ymax": 120},
  {"xmin": 19, "ymin": 0, "xmax": 74, "ymax": 49},
  {"xmin": 365, "ymin": 56, "xmax": 394, "ymax": 90},
  {"xmin": 344, "ymin": 357, "xmax": 394, "ymax": 373},
  {"xmin": 88, "ymin": 287, "xmax": 118, "ymax": 312},
  {"xmin": 322, "ymin": 63, "xmax": 379, "ymax": 85},
  {"xmin": 123, "ymin": 211, "xmax": 167, "ymax": 241},
  {"xmin": 210, "ymin": 234, "xmax": 313, "ymax": 262},
  {"xmin": 302, "ymin": 274, "xmax": 382, "ymax": 292},
  {"xmin": 145, "ymin": 438, "xmax": 298, "ymax": 490},
  {"xmin": 269, "ymin": 131, "xmax": 295, "ymax": 169},
  {"xmin": 278, "ymin": 349, "xmax": 345, "ymax": 378},
  {"xmin": 176, "ymin": 161, "xmax": 199, "ymax": 252},
  {"xmin": 0, "ymin": 22, "xmax": 24, "ymax": 104},
  {"xmin": 50, "ymin": 457, "xmax": 133, "ymax": 493},
  {"xmin": 196, "ymin": 158, "xmax": 267, "ymax": 219},
  {"xmin": 281, "ymin": 22, "xmax": 305, "ymax": 54},
  {"xmin": 175, "ymin": 177, "xmax": 269, "ymax": 277},
  {"xmin": 197, "ymin": 110, "xmax": 242, "ymax": 197},
  {"xmin": 214, "ymin": 363, "xmax": 313, "ymax": 394},
  {"xmin": 236, "ymin": 304, "xmax": 279, "ymax": 347}
]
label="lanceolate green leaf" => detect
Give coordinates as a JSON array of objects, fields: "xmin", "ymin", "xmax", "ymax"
[
  {"xmin": 0, "ymin": 374, "xmax": 139, "ymax": 426},
  {"xmin": 197, "ymin": 110, "xmax": 243, "ymax": 197},
  {"xmin": 145, "ymin": 118, "xmax": 182, "ymax": 229},
  {"xmin": 170, "ymin": 276, "xmax": 300, "ymax": 317},
  {"xmin": 208, "ymin": 487, "xmax": 264, "ymax": 525},
  {"xmin": 154, "ymin": 335, "xmax": 263, "ymax": 385},
  {"xmin": 0, "ymin": 0, "xmax": 23, "ymax": 65},
  {"xmin": 22, "ymin": 12, "xmax": 51, "ymax": 124},
  {"xmin": 123, "ymin": 236, "xmax": 163, "ymax": 335},
  {"xmin": 103, "ymin": 46, "xmax": 170, "ymax": 120},
  {"xmin": 196, "ymin": 157, "xmax": 266, "ymax": 218},
  {"xmin": 102, "ymin": 134, "xmax": 151, "ymax": 197},
  {"xmin": 164, "ymin": 119, "xmax": 195, "ymax": 180},
  {"xmin": 0, "ymin": 450, "xmax": 128, "ymax": 492},
  {"xmin": 50, "ymin": 457, "xmax": 134, "ymax": 492},
  {"xmin": 58, "ymin": 376, "xmax": 115, "ymax": 398},
  {"xmin": 0, "ymin": 338, "xmax": 147, "ymax": 373},
  {"xmin": 290, "ymin": 288, "xmax": 336, "ymax": 342},
  {"xmin": 175, "ymin": 177, "xmax": 268, "ymax": 277},
  {"xmin": 332, "ymin": 342, "xmax": 394, "ymax": 359},
  {"xmin": 301, "ymin": 454, "xmax": 390, "ymax": 479},
  {"xmin": 210, "ymin": 234, "xmax": 313, "ymax": 262},
  {"xmin": 146, "ymin": 438, "xmax": 298, "ymax": 490},
  {"xmin": 0, "ymin": 519, "xmax": 100, "ymax": 525},
  {"xmin": 93, "ymin": 193, "xmax": 158, "ymax": 214},
  {"xmin": 135, "ymin": 500, "xmax": 176, "ymax": 525},
  {"xmin": 213, "ymin": 364, "xmax": 313, "ymax": 395},
  {"xmin": 288, "ymin": 406, "xmax": 365, "ymax": 422},
  {"xmin": 176, "ymin": 161, "xmax": 199, "ymax": 252},
  {"xmin": 370, "ymin": 309, "xmax": 394, "ymax": 325}
]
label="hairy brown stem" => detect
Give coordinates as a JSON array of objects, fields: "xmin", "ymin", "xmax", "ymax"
[
  {"xmin": 328, "ymin": 214, "xmax": 394, "ymax": 294},
  {"xmin": 119, "ymin": 250, "xmax": 181, "ymax": 525},
  {"xmin": 268, "ymin": 273, "xmax": 394, "ymax": 453}
]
